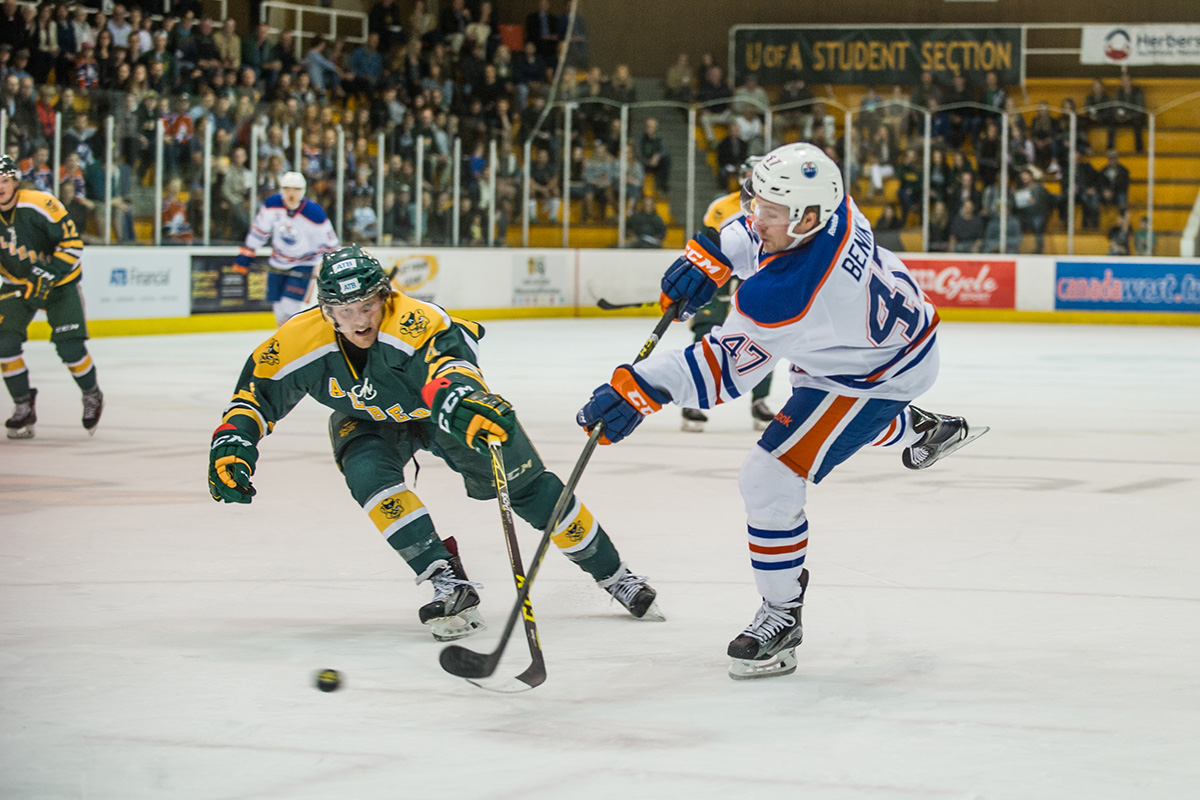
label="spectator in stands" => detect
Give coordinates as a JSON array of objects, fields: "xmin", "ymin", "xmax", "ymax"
[
  {"xmin": 947, "ymin": 169, "xmax": 982, "ymax": 219},
  {"xmin": 30, "ymin": 3, "xmax": 56, "ymax": 86},
  {"xmin": 350, "ymin": 32, "xmax": 383, "ymax": 100},
  {"xmin": 242, "ymin": 24, "xmax": 279, "ymax": 87},
  {"xmin": 928, "ymin": 147, "xmax": 950, "ymax": 206},
  {"xmin": 220, "ymin": 145, "xmax": 252, "ymax": 239},
  {"xmin": 582, "ymin": 145, "xmax": 614, "ymax": 222},
  {"xmin": 879, "ymin": 84, "xmax": 909, "ymax": 146},
  {"xmin": 369, "ymin": 0, "xmax": 406, "ymax": 55},
  {"xmin": 626, "ymin": 195, "xmax": 666, "ymax": 248},
  {"xmin": 927, "ymin": 97, "xmax": 952, "ymax": 145},
  {"xmin": 0, "ymin": 1, "xmax": 25, "ymax": 52},
  {"xmin": 1029, "ymin": 101, "xmax": 1061, "ymax": 175},
  {"xmin": 161, "ymin": 175, "xmax": 193, "ymax": 244},
  {"xmin": 439, "ymin": 0, "xmax": 471, "ymax": 55},
  {"xmin": 1110, "ymin": 72, "xmax": 1146, "ymax": 153},
  {"xmin": 58, "ymin": 151, "xmax": 85, "ymax": 198},
  {"xmin": 1083, "ymin": 78, "xmax": 1111, "ymax": 134},
  {"xmin": 983, "ymin": 203, "xmax": 1021, "ymax": 254},
  {"xmin": 20, "ymin": 144, "xmax": 52, "ymax": 192},
  {"xmin": 909, "ymin": 69, "xmax": 941, "ymax": 135},
  {"xmin": 874, "ymin": 204, "xmax": 904, "ymax": 252},
  {"xmin": 525, "ymin": 147, "xmax": 559, "ymax": 222},
  {"xmin": 525, "ymin": 0, "xmax": 560, "ymax": 66},
  {"xmin": 465, "ymin": 1, "xmax": 495, "ymax": 57},
  {"xmin": 304, "ymin": 38, "xmax": 343, "ymax": 97},
  {"xmin": 948, "ymin": 199, "xmax": 985, "ymax": 253},
  {"xmin": 665, "ymin": 53, "xmax": 694, "ymax": 103},
  {"xmin": 1013, "ymin": 168, "xmax": 1053, "ymax": 253},
  {"xmin": 607, "ymin": 63, "xmax": 637, "ymax": 106},
  {"xmin": 560, "ymin": 3, "xmax": 589, "ymax": 70},
  {"xmin": 982, "ymin": 70, "xmax": 1007, "ymax": 112},
  {"xmin": 107, "ymin": 5, "xmax": 132, "ymax": 50},
  {"xmin": 213, "ymin": 17, "xmax": 240, "ymax": 72},
  {"xmin": 63, "ymin": 111, "xmax": 95, "ymax": 167},
  {"xmin": 1097, "ymin": 148, "xmax": 1130, "ymax": 215},
  {"xmin": 616, "ymin": 142, "xmax": 645, "ymax": 217},
  {"xmin": 514, "ymin": 41, "xmax": 547, "ymax": 110},
  {"xmin": 928, "ymin": 199, "xmax": 950, "ymax": 252},
  {"xmin": 194, "ymin": 18, "xmax": 222, "ymax": 77},
  {"xmin": 895, "ymin": 148, "xmax": 921, "ymax": 226},
  {"xmin": 774, "ymin": 77, "xmax": 815, "ymax": 142},
  {"xmin": 715, "ymin": 117, "xmax": 750, "ymax": 190},
  {"xmin": 1134, "ymin": 215, "xmax": 1153, "ymax": 255},
  {"xmin": 864, "ymin": 125, "xmax": 897, "ymax": 198},
  {"xmin": 637, "ymin": 116, "xmax": 670, "ymax": 195},
  {"xmin": 59, "ymin": 175, "xmax": 94, "ymax": 240},
  {"xmin": 70, "ymin": 6, "xmax": 94, "ymax": 53},
  {"xmin": 941, "ymin": 73, "xmax": 976, "ymax": 148},
  {"xmin": 75, "ymin": 41, "xmax": 99, "ymax": 91},
  {"xmin": 696, "ymin": 65, "xmax": 732, "ymax": 146},
  {"xmin": 8, "ymin": 74, "xmax": 36, "ymax": 143},
  {"xmin": 1074, "ymin": 149, "xmax": 1101, "ymax": 230},
  {"xmin": 408, "ymin": 0, "xmax": 436, "ymax": 48},
  {"xmin": 1107, "ymin": 210, "xmax": 1131, "ymax": 255}
]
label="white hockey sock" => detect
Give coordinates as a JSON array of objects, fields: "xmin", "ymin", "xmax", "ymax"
[{"xmin": 870, "ymin": 406, "xmax": 922, "ymax": 448}]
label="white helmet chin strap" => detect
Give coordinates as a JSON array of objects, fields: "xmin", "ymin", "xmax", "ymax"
[{"xmin": 784, "ymin": 217, "xmax": 822, "ymax": 249}]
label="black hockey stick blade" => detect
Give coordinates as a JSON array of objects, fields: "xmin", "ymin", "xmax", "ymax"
[
  {"xmin": 597, "ymin": 298, "xmax": 658, "ymax": 311},
  {"xmin": 435, "ymin": 302, "xmax": 682, "ymax": 687}
]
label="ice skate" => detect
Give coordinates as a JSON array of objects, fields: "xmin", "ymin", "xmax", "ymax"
[
  {"xmin": 5, "ymin": 389, "xmax": 37, "ymax": 440},
  {"xmin": 597, "ymin": 562, "xmax": 664, "ymax": 621},
  {"xmin": 681, "ymin": 408, "xmax": 707, "ymax": 432},
  {"xmin": 82, "ymin": 388, "xmax": 104, "ymax": 436},
  {"xmin": 750, "ymin": 398, "xmax": 774, "ymax": 431},
  {"xmin": 902, "ymin": 406, "xmax": 989, "ymax": 470},
  {"xmin": 419, "ymin": 556, "xmax": 486, "ymax": 642},
  {"xmin": 728, "ymin": 569, "xmax": 808, "ymax": 680}
]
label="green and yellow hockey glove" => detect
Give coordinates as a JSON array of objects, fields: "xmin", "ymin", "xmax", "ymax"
[
  {"xmin": 423, "ymin": 376, "xmax": 515, "ymax": 455},
  {"xmin": 25, "ymin": 264, "xmax": 58, "ymax": 304},
  {"xmin": 208, "ymin": 423, "xmax": 259, "ymax": 503}
]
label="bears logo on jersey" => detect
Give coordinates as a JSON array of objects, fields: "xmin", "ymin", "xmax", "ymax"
[
  {"xmin": 379, "ymin": 497, "xmax": 404, "ymax": 519},
  {"xmin": 338, "ymin": 419, "xmax": 358, "ymax": 438},
  {"xmin": 398, "ymin": 310, "xmax": 429, "ymax": 339},
  {"xmin": 564, "ymin": 521, "xmax": 587, "ymax": 543},
  {"xmin": 258, "ymin": 339, "xmax": 281, "ymax": 365}
]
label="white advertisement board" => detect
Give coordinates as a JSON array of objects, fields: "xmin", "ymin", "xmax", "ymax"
[
  {"xmin": 79, "ymin": 248, "xmax": 192, "ymax": 320},
  {"xmin": 1081, "ymin": 25, "xmax": 1200, "ymax": 65}
]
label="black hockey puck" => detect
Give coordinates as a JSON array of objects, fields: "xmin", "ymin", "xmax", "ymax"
[{"xmin": 315, "ymin": 669, "xmax": 342, "ymax": 692}]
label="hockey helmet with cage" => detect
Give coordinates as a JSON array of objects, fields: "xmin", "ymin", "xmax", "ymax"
[
  {"xmin": 751, "ymin": 143, "xmax": 844, "ymax": 249},
  {"xmin": 316, "ymin": 245, "xmax": 391, "ymax": 307},
  {"xmin": 0, "ymin": 154, "xmax": 19, "ymax": 180}
]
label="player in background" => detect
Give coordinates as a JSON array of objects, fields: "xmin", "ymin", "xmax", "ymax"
[
  {"xmin": 209, "ymin": 245, "xmax": 661, "ymax": 642},
  {"xmin": 236, "ymin": 171, "xmax": 339, "ymax": 326},
  {"xmin": 578, "ymin": 143, "xmax": 987, "ymax": 680},
  {"xmin": 0, "ymin": 155, "xmax": 103, "ymax": 439},
  {"xmin": 682, "ymin": 157, "xmax": 774, "ymax": 432}
]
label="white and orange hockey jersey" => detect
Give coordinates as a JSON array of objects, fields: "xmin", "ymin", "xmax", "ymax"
[
  {"xmin": 638, "ymin": 196, "xmax": 940, "ymax": 408},
  {"xmin": 239, "ymin": 195, "xmax": 340, "ymax": 270}
]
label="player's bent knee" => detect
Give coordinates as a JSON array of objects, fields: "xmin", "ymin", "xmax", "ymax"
[
  {"xmin": 0, "ymin": 333, "xmax": 23, "ymax": 358},
  {"xmin": 739, "ymin": 445, "xmax": 807, "ymax": 528},
  {"xmin": 338, "ymin": 435, "xmax": 407, "ymax": 505}
]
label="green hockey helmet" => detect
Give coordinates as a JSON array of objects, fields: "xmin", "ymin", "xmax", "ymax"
[
  {"xmin": 0, "ymin": 154, "xmax": 19, "ymax": 180},
  {"xmin": 316, "ymin": 245, "xmax": 390, "ymax": 306}
]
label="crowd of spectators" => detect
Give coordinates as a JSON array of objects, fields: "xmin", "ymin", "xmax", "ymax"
[{"xmin": 0, "ymin": 0, "xmax": 1155, "ymax": 254}]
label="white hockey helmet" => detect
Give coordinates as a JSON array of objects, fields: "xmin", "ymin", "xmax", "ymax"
[
  {"xmin": 751, "ymin": 143, "xmax": 844, "ymax": 248},
  {"xmin": 280, "ymin": 171, "xmax": 307, "ymax": 191}
]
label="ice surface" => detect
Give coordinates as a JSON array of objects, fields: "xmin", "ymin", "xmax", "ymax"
[{"xmin": 2, "ymin": 319, "xmax": 1198, "ymax": 799}]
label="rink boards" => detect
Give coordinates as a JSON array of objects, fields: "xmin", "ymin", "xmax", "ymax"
[{"xmin": 24, "ymin": 246, "xmax": 1200, "ymax": 338}]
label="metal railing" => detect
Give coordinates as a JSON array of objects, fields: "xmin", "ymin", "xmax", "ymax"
[
  {"xmin": 11, "ymin": 88, "xmax": 1193, "ymax": 256},
  {"xmin": 260, "ymin": 0, "xmax": 369, "ymax": 59}
]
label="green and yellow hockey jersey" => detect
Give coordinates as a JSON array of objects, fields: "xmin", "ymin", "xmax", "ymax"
[
  {"xmin": 0, "ymin": 189, "xmax": 85, "ymax": 291},
  {"xmin": 219, "ymin": 293, "xmax": 488, "ymax": 443}
]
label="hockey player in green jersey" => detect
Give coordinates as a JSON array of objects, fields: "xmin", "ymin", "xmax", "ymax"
[
  {"xmin": 208, "ymin": 244, "xmax": 661, "ymax": 640},
  {"xmin": 0, "ymin": 155, "xmax": 103, "ymax": 439}
]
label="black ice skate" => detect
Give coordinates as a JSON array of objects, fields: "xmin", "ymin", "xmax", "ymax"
[
  {"xmin": 419, "ymin": 553, "xmax": 486, "ymax": 642},
  {"xmin": 681, "ymin": 408, "xmax": 707, "ymax": 432},
  {"xmin": 5, "ymin": 389, "xmax": 37, "ymax": 440},
  {"xmin": 82, "ymin": 388, "xmax": 104, "ymax": 436},
  {"xmin": 902, "ymin": 406, "xmax": 989, "ymax": 470},
  {"xmin": 597, "ymin": 562, "xmax": 665, "ymax": 621},
  {"xmin": 728, "ymin": 568, "xmax": 808, "ymax": 680},
  {"xmin": 751, "ymin": 398, "xmax": 774, "ymax": 431}
]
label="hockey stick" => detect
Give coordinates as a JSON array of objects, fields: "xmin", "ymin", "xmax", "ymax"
[
  {"xmin": 439, "ymin": 300, "xmax": 682, "ymax": 683},
  {"xmin": 596, "ymin": 298, "xmax": 658, "ymax": 311},
  {"xmin": 0, "ymin": 289, "xmax": 25, "ymax": 302},
  {"xmin": 464, "ymin": 436, "xmax": 548, "ymax": 693}
]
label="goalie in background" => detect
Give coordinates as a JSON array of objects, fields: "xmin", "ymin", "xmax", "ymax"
[
  {"xmin": 236, "ymin": 171, "xmax": 340, "ymax": 325},
  {"xmin": 208, "ymin": 245, "xmax": 662, "ymax": 643}
]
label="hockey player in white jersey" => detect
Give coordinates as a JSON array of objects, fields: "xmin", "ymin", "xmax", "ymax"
[
  {"xmin": 578, "ymin": 143, "xmax": 987, "ymax": 680},
  {"xmin": 236, "ymin": 172, "xmax": 340, "ymax": 325}
]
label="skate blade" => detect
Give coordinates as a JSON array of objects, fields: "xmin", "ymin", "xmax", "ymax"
[
  {"xmin": 681, "ymin": 420, "xmax": 705, "ymax": 433},
  {"xmin": 426, "ymin": 608, "xmax": 487, "ymax": 642},
  {"xmin": 6, "ymin": 426, "xmax": 34, "ymax": 440},
  {"xmin": 728, "ymin": 648, "xmax": 797, "ymax": 680},
  {"xmin": 906, "ymin": 425, "xmax": 990, "ymax": 470},
  {"xmin": 632, "ymin": 600, "xmax": 666, "ymax": 622}
]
